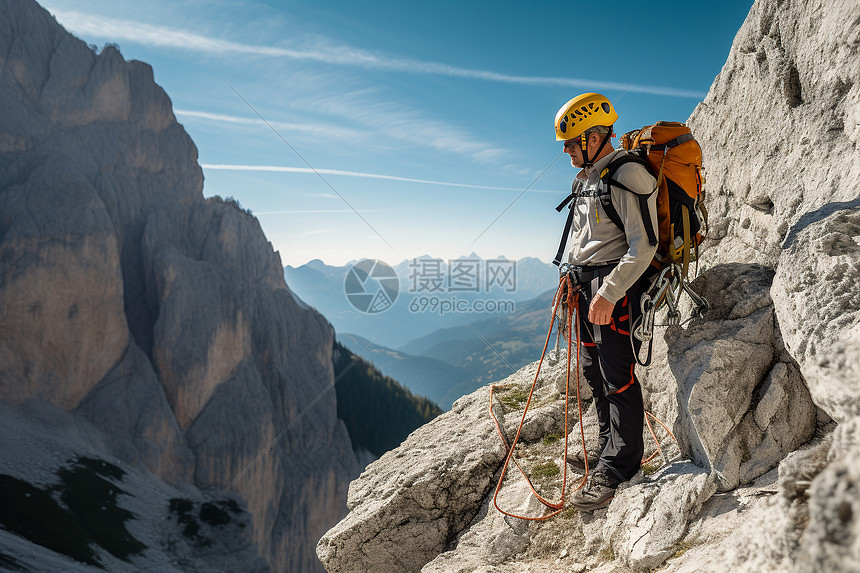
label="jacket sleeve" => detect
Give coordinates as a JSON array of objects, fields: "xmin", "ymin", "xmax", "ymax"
[{"xmin": 596, "ymin": 163, "xmax": 659, "ymax": 304}]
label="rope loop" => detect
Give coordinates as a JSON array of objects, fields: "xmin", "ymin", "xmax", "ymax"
[{"xmin": 489, "ymin": 274, "xmax": 679, "ymax": 520}]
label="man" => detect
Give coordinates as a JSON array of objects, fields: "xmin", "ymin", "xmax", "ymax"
[{"xmin": 553, "ymin": 93, "xmax": 658, "ymax": 511}]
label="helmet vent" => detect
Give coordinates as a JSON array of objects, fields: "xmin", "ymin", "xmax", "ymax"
[{"xmin": 555, "ymin": 94, "xmax": 618, "ymax": 141}]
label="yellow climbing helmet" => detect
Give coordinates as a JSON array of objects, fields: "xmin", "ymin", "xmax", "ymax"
[{"xmin": 554, "ymin": 93, "xmax": 618, "ymax": 141}]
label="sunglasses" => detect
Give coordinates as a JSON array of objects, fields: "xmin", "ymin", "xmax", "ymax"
[{"xmin": 563, "ymin": 138, "xmax": 582, "ymax": 150}]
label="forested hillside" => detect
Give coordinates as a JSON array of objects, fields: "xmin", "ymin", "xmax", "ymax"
[{"xmin": 333, "ymin": 341, "xmax": 442, "ymax": 457}]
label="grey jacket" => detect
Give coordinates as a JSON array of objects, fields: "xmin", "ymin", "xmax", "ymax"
[{"xmin": 566, "ymin": 149, "xmax": 659, "ymax": 304}]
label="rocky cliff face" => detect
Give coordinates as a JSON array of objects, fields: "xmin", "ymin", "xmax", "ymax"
[
  {"xmin": 0, "ymin": 1, "xmax": 358, "ymax": 571},
  {"xmin": 688, "ymin": 0, "xmax": 860, "ymax": 424},
  {"xmin": 318, "ymin": 0, "xmax": 860, "ymax": 571}
]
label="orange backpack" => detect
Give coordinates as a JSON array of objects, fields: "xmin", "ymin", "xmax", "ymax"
[
  {"xmin": 607, "ymin": 121, "xmax": 707, "ymax": 279},
  {"xmin": 552, "ymin": 121, "xmax": 707, "ymax": 280}
]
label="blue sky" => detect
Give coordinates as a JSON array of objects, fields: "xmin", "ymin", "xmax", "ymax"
[{"xmin": 44, "ymin": 0, "xmax": 753, "ymax": 267}]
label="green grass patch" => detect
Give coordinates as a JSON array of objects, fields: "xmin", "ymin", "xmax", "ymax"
[
  {"xmin": 0, "ymin": 456, "xmax": 146, "ymax": 568},
  {"xmin": 169, "ymin": 497, "xmax": 245, "ymax": 548},
  {"xmin": 642, "ymin": 461, "xmax": 661, "ymax": 476},
  {"xmin": 532, "ymin": 461, "xmax": 560, "ymax": 479},
  {"xmin": 598, "ymin": 545, "xmax": 615, "ymax": 562},
  {"xmin": 55, "ymin": 458, "xmax": 146, "ymax": 561},
  {"xmin": 543, "ymin": 433, "xmax": 562, "ymax": 446},
  {"xmin": 671, "ymin": 539, "xmax": 696, "ymax": 559},
  {"xmin": 500, "ymin": 387, "xmax": 530, "ymax": 409},
  {"xmin": 561, "ymin": 505, "xmax": 578, "ymax": 519}
]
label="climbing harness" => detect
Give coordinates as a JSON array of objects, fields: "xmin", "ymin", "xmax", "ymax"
[
  {"xmin": 489, "ymin": 270, "xmax": 680, "ymax": 521},
  {"xmin": 631, "ymin": 263, "xmax": 709, "ymax": 366}
]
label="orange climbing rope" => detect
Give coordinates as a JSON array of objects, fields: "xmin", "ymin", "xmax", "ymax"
[
  {"xmin": 642, "ymin": 411, "xmax": 678, "ymax": 465},
  {"xmin": 489, "ymin": 274, "xmax": 678, "ymax": 520},
  {"xmin": 489, "ymin": 274, "xmax": 581, "ymax": 520}
]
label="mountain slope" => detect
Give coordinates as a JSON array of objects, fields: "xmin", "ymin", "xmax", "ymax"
[
  {"xmin": 333, "ymin": 340, "xmax": 442, "ymax": 458},
  {"xmin": 0, "ymin": 2, "xmax": 357, "ymax": 571},
  {"xmin": 336, "ymin": 333, "xmax": 467, "ymax": 410},
  {"xmin": 319, "ymin": 0, "xmax": 860, "ymax": 571},
  {"xmin": 337, "ymin": 287, "xmax": 558, "ymax": 410},
  {"xmin": 402, "ymin": 289, "xmax": 557, "ymax": 387}
]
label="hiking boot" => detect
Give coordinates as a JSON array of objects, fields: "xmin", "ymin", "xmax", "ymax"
[
  {"xmin": 571, "ymin": 470, "xmax": 617, "ymax": 512},
  {"xmin": 565, "ymin": 448, "xmax": 600, "ymax": 473}
]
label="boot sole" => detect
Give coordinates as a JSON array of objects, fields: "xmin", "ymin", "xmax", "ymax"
[
  {"xmin": 571, "ymin": 495, "xmax": 614, "ymax": 512},
  {"xmin": 565, "ymin": 454, "xmax": 599, "ymax": 473},
  {"xmin": 566, "ymin": 460, "xmax": 595, "ymax": 473}
]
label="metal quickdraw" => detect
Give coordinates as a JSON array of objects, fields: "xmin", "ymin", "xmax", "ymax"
[{"xmin": 631, "ymin": 264, "xmax": 709, "ymax": 366}]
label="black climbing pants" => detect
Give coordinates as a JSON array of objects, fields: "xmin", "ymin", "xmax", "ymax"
[{"xmin": 573, "ymin": 265, "xmax": 645, "ymax": 486}]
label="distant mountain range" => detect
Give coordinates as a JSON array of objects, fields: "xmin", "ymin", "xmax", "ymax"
[
  {"xmin": 286, "ymin": 255, "xmax": 561, "ymax": 410},
  {"xmin": 336, "ymin": 286, "xmax": 559, "ymax": 410},
  {"xmin": 336, "ymin": 333, "xmax": 466, "ymax": 410},
  {"xmin": 284, "ymin": 254, "xmax": 558, "ymax": 351}
]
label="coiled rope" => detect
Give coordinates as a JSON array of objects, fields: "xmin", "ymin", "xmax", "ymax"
[{"xmin": 489, "ymin": 274, "xmax": 677, "ymax": 520}]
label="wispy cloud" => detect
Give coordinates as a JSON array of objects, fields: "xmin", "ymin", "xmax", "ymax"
[
  {"xmin": 300, "ymin": 228, "xmax": 340, "ymax": 236},
  {"xmin": 256, "ymin": 209, "xmax": 382, "ymax": 215},
  {"xmin": 201, "ymin": 163, "xmax": 557, "ymax": 192},
  {"xmin": 174, "ymin": 109, "xmax": 367, "ymax": 140},
  {"xmin": 288, "ymin": 91, "xmax": 507, "ymax": 163},
  {"xmin": 52, "ymin": 10, "xmax": 705, "ymax": 99},
  {"xmin": 177, "ymin": 103, "xmax": 502, "ymax": 164}
]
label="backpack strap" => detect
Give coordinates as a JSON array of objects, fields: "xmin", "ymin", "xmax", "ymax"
[
  {"xmin": 656, "ymin": 132, "xmax": 694, "ymax": 152},
  {"xmin": 598, "ymin": 153, "xmax": 658, "ymax": 247},
  {"xmin": 552, "ymin": 179, "xmax": 584, "ymax": 266}
]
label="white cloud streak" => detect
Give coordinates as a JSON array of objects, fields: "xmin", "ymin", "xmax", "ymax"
[
  {"xmin": 201, "ymin": 163, "xmax": 558, "ymax": 193},
  {"xmin": 290, "ymin": 93, "xmax": 506, "ymax": 163},
  {"xmin": 175, "ymin": 109, "xmax": 367, "ymax": 140},
  {"xmin": 300, "ymin": 228, "xmax": 340, "ymax": 236},
  {"xmin": 256, "ymin": 209, "xmax": 382, "ymax": 215},
  {"xmin": 177, "ymin": 105, "xmax": 501, "ymax": 164},
  {"xmin": 52, "ymin": 10, "xmax": 705, "ymax": 99}
]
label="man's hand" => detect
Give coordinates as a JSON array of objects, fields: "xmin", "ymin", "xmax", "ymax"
[{"xmin": 588, "ymin": 294, "xmax": 615, "ymax": 325}]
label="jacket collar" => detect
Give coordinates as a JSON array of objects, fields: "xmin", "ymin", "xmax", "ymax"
[{"xmin": 585, "ymin": 149, "xmax": 625, "ymax": 179}]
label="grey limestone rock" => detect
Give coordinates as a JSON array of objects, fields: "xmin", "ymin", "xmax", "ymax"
[
  {"xmin": 317, "ymin": 354, "xmax": 574, "ymax": 573},
  {"xmin": 317, "ymin": 386, "xmax": 507, "ymax": 573},
  {"xmin": 0, "ymin": 402, "xmax": 270, "ymax": 572},
  {"xmin": 603, "ymin": 463, "xmax": 716, "ymax": 571},
  {"xmin": 420, "ymin": 478, "xmax": 543, "ymax": 572},
  {"xmin": 794, "ymin": 418, "xmax": 860, "ymax": 572},
  {"xmin": 0, "ymin": 1, "xmax": 359, "ymax": 570},
  {"xmin": 320, "ymin": 264, "xmax": 815, "ymax": 570},
  {"xmin": 320, "ymin": 0, "xmax": 860, "ymax": 570},
  {"xmin": 771, "ymin": 208, "xmax": 860, "ymax": 423},
  {"xmin": 644, "ymin": 264, "xmax": 816, "ymax": 491},
  {"xmin": 688, "ymin": 0, "xmax": 860, "ymax": 425},
  {"xmin": 688, "ymin": 0, "xmax": 860, "ymax": 268}
]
